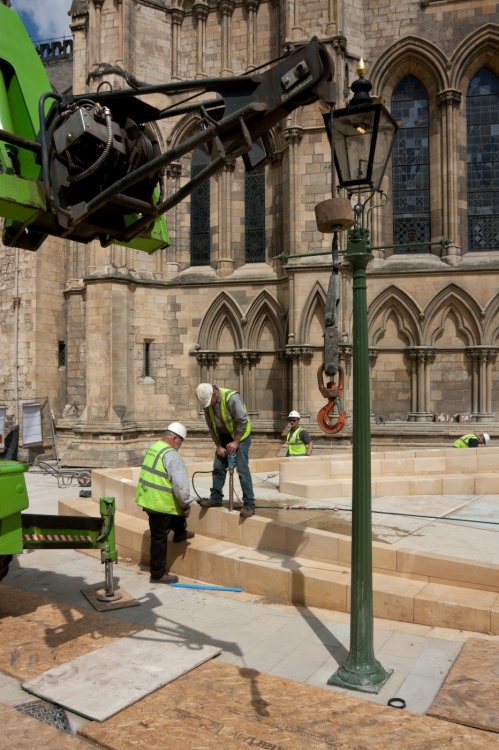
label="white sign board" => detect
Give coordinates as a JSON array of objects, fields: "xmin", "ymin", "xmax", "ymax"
[{"xmin": 22, "ymin": 403, "xmax": 43, "ymax": 445}]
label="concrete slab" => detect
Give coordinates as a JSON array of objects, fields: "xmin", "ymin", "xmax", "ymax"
[{"xmin": 23, "ymin": 629, "xmax": 221, "ymax": 722}]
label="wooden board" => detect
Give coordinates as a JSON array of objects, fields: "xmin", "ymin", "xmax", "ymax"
[
  {"xmin": 0, "ymin": 703, "xmax": 90, "ymax": 749},
  {"xmin": 0, "ymin": 584, "xmax": 139, "ymax": 681},
  {"xmin": 428, "ymin": 637, "xmax": 499, "ymax": 734},
  {"xmin": 81, "ymin": 659, "xmax": 499, "ymax": 750}
]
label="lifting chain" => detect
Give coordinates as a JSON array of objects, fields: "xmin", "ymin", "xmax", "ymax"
[{"xmin": 317, "ymin": 233, "xmax": 346, "ymax": 434}]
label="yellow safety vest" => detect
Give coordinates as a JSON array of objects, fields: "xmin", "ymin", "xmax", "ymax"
[
  {"xmin": 453, "ymin": 433, "xmax": 479, "ymax": 449},
  {"xmin": 208, "ymin": 387, "xmax": 251, "ymax": 441},
  {"xmin": 136, "ymin": 441, "xmax": 183, "ymax": 515},
  {"xmin": 286, "ymin": 426, "xmax": 307, "ymax": 456}
]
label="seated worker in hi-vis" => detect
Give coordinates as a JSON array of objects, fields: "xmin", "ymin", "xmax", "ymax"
[{"xmin": 453, "ymin": 432, "xmax": 490, "ymax": 448}]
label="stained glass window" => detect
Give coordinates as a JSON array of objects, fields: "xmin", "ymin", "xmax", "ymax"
[
  {"xmin": 467, "ymin": 67, "xmax": 499, "ymax": 252},
  {"xmin": 391, "ymin": 76, "xmax": 431, "ymax": 254},
  {"xmin": 245, "ymin": 168, "xmax": 266, "ymax": 263},
  {"xmin": 190, "ymin": 146, "xmax": 211, "ymax": 266}
]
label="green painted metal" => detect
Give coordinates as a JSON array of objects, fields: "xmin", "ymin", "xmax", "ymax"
[
  {"xmin": 0, "ymin": 461, "xmax": 29, "ymax": 555},
  {"xmin": 0, "ymin": 171, "xmax": 46, "ymax": 222},
  {"xmin": 327, "ymin": 226, "xmax": 393, "ymax": 693},
  {"xmin": 0, "ymin": 4, "xmax": 52, "ymax": 180},
  {"xmin": 99, "ymin": 497, "xmax": 118, "ymax": 564}
]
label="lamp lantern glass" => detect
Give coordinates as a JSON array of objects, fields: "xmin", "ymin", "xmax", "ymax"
[{"xmin": 331, "ymin": 102, "xmax": 398, "ymax": 191}]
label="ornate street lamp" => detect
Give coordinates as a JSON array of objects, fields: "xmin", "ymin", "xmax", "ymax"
[{"xmin": 322, "ymin": 60, "xmax": 399, "ymax": 693}]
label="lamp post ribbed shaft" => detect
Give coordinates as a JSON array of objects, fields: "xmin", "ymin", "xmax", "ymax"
[{"xmin": 327, "ymin": 225, "xmax": 393, "ymax": 693}]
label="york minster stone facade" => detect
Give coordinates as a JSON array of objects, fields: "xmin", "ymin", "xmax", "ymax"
[{"xmin": 1, "ymin": 0, "xmax": 499, "ymax": 465}]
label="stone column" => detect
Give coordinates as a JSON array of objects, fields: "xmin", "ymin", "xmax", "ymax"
[
  {"xmin": 193, "ymin": 3, "xmax": 209, "ymax": 78},
  {"xmin": 196, "ymin": 351, "xmax": 219, "ymax": 383},
  {"xmin": 60, "ymin": 281, "xmax": 86, "ymax": 422},
  {"xmin": 326, "ymin": 0, "xmax": 338, "ymax": 35},
  {"xmin": 467, "ymin": 347, "xmax": 498, "ymax": 422},
  {"xmin": 284, "ymin": 345, "xmax": 312, "ymax": 415},
  {"xmin": 286, "ymin": 0, "xmax": 303, "ymax": 41},
  {"xmin": 171, "ymin": 8, "xmax": 185, "ymax": 80},
  {"xmin": 116, "ymin": 0, "xmax": 124, "ymax": 65},
  {"xmin": 82, "ymin": 280, "xmax": 132, "ymax": 427},
  {"xmin": 217, "ymin": 162, "xmax": 235, "ymax": 277},
  {"xmin": 165, "ymin": 162, "xmax": 182, "ymax": 277},
  {"xmin": 218, "ymin": 0, "xmax": 235, "ymax": 76},
  {"xmin": 406, "ymin": 348, "xmax": 436, "ymax": 421},
  {"xmin": 436, "ymin": 89, "xmax": 462, "ymax": 264},
  {"xmin": 244, "ymin": 0, "xmax": 260, "ymax": 70},
  {"xmin": 90, "ymin": 0, "xmax": 104, "ymax": 69},
  {"xmin": 283, "ymin": 125, "xmax": 304, "ymax": 257},
  {"xmin": 235, "ymin": 351, "xmax": 261, "ymax": 412},
  {"xmin": 269, "ymin": 0, "xmax": 280, "ymax": 57}
]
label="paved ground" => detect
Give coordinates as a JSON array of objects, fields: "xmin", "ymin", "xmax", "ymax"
[{"xmin": 2, "ymin": 467, "xmax": 499, "ymax": 741}]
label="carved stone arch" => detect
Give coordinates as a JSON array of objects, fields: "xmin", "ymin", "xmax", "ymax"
[
  {"xmin": 267, "ymin": 126, "xmax": 285, "ymax": 158},
  {"xmin": 168, "ymin": 112, "xmax": 204, "ymax": 150},
  {"xmin": 299, "ymin": 281, "xmax": 326, "ymax": 344},
  {"xmin": 285, "ymin": 107, "xmax": 305, "ymax": 130},
  {"xmin": 197, "ymin": 291, "xmax": 244, "ymax": 350},
  {"xmin": 370, "ymin": 36, "xmax": 449, "ymax": 99},
  {"xmin": 245, "ymin": 290, "xmax": 286, "ymax": 350},
  {"xmin": 423, "ymin": 283, "xmax": 482, "ymax": 346},
  {"xmin": 450, "ymin": 23, "xmax": 499, "ymax": 90},
  {"xmin": 369, "ymin": 286, "xmax": 421, "ymax": 347},
  {"xmin": 483, "ymin": 291, "xmax": 499, "ymax": 346}
]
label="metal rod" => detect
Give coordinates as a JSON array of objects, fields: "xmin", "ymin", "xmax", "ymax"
[
  {"xmin": 0, "ymin": 128, "xmax": 41, "ymax": 153},
  {"xmin": 229, "ymin": 470, "xmax": 234, "ymax": 512}
]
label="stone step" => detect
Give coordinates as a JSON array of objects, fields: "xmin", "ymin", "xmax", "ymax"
[
  {"xmin": 280, "ymin": 472, "xmax": 499, "ymax": 499},
  {"xmin": 59, "ymin": 499, "xmax": 499, "ymax": 635}
]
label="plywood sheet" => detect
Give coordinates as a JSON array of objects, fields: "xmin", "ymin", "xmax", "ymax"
[
  {"xmin": 23, "ymin": 630, "xmax": 221, "ymax": 721},
  {"xmin": 81, "ymin": 659, "xmax": 499, "ymax": 750},
  {"xmin": 0, "ymin": 703, "xmax": 90, "ymax": 749},
  {"xmin": 0, "ymin": 584, "xmax": 139, "ymax": 681},
  {"xmin": 428, "ymin": 637, "xmax": 499, "ymax": 733}
]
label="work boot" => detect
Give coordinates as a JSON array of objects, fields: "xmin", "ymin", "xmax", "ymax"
[
  {"xmin": 240, "ymin": 505, "xmax": 255, "ymax": 518},
  {"xmin": 198, "ymin": 498, "xmax": 223, "ymax": 508},
  {"xmin": 172, "ymin": 530, "xmax": 195, "ymax": 542},
  {"xmin": 149, "ymin": 573, "xmax": 179, "ymax": 584}
]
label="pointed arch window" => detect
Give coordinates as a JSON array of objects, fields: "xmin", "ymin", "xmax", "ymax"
[
  {"xmin": 467, "ymin": 67, "xmax": 499, "ymax": 251},
  {"xmin": 391, "ymin": 76, "xmax": 430, "ymax": 254},
  {"xmin": 245, "ymin": 168, "xmax": 266, "ymax": 263},
  {"xmin": 190, "ymin": 146, "xmax": 211, "ymax": 266}
]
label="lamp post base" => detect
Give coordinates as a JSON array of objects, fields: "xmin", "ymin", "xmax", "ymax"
[{"xmin": 328, "ymin": 661, "xmax": 393, "ymax": 694}]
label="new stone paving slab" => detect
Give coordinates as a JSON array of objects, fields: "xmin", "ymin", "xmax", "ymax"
[{"xmin": 23, "ymin": 630, "xmax": 221, "ymax": 721}]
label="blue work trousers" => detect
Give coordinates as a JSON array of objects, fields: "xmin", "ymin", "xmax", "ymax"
[{"xmin": 210, "ymin": 435, "xmax": 255, "ymax": 509}]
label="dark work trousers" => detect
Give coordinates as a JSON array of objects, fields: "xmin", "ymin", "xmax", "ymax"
[{"xmin": 146, "ymin": 510, "xmax": 187, "ymax": 579}]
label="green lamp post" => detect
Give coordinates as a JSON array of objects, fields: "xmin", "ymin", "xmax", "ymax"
[{"xmin": 324, "ymin": 60, "xmax": 399, "ymax": 693}]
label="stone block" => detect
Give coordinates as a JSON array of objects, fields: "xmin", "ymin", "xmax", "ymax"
[
  {"xmin": 370, "ymin": 574, "xmax": 427, "ymax": 623},
  {"xmin": 408, "ymin": 476, "xmax": 443, "ymax": 494},
  {"xmin": 414, "ymin": 583, "xmax": 497, "ymax": 633}
]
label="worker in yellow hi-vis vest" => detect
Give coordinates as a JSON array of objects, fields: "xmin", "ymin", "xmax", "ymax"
[
  {"xmin": 453, "ymin": 432, "xmax": 490, "ymax": 448},
  {"xmin": 286, "ymin": 411, "xmax": 313, "ymax": 456},
  {"xmin": 196, "ymin": 383, "xmax": 255, "ymax": 518}
]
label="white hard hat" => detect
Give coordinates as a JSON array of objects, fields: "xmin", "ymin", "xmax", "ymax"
[
  {"xmin": 288, "ymin": 410, "xmax": 301, "ymax": 419},
  {"xmin": 196, "ymin": 383, "xmax": 214, "ymax": 408},
  {"xmin": 482, "ymin": 433, "xmax": 491, "ymax": 444},
  {"xmin": 167, "ymin": 422, "xmax": 187, "ymax": 440}
]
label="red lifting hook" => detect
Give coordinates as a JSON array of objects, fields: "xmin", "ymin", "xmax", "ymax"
[{"xmin": 317, "ymin": 363, "xmax": 346, "ymax": 434}]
